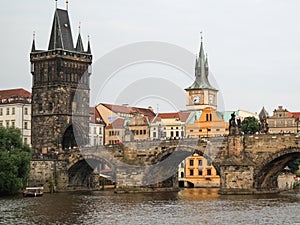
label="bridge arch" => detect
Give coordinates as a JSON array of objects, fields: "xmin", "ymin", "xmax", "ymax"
[
  {"xmin": 254, "ymin": 147, "xmax": 300, "ymax": 190},
  {"xmin": 67, "ymin": 151, "xmax": 117, "ymax": 189}
]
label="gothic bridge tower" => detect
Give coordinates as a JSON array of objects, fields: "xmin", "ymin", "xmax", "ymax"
[{"xmin": 30, "ymin": 6, "xmax": 92, "ymax": 153}]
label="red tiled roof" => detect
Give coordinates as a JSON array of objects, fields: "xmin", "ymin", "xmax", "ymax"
[
  {"xmin": 153, "ymin": 111, "xmax": 191, "ymax": 123},
  {"xmin": 0, "ymin": 88, "xmax": 31, "ymax": 98},
  {"xmin": 0, "ymin": 88, "xmax": 31, "ymax": 104},
  {"xmin": 89, "ymin": 107, "xmax": 105, "ymax": 124},
  {"xmin": 288, "ymin": 112, "xmax": 300, "ymax": 119},
  {"xmin": 101, "ymin": 103, "xmax": 156, "ymax": 121},
  {"xmin": 106, "ymin": 118, "xmax": 125, "ymax": 128}
]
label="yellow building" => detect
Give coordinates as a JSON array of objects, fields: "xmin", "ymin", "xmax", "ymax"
[
  {"xmin": 185, "ymin": 108, "xmax": 228, "ymax": 138},
  {"xmin": 179, "ymin": 153, "xmax": 220, "ymax": 188}
]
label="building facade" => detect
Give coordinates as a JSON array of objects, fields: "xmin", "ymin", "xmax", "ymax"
[
  {"xmin": 150, "ymin": 112, "xmax": 190, "ymax": 140},
  {"xmin": 30, "ymin": 7, "xmax": 92, "ymax": 153},
  {"xmin": 0, "ymin": 88, "xmax": 32, "ymax": 145},
  {"xmin": 89, "ymin": 107, "xmax": 105, "ymax": 146},
  {"xmin": 178, "ymin": 153, "xmax": 220, "ymax": 187},
  {"xmin": 267, "ymin": 106, "xmax": 299, "ymax": 133}
]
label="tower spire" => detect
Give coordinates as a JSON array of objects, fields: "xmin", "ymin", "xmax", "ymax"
[
  {"xmin": 75, "ymin": 22, "xmax": 84, "ymax": 52},
  {"xmin": 86, "ymin": 35, "xmax": 91, "ymax": 54},
  {"xmin": 55, "ymin": 0, "xmax": 58, "ymax": 9},
  {"xmin": 31, "ymin": 31, "xmax": 36, "ymax": 52},
  {"xmin": 66, "ymin": 0, "xmax": 69, "ymax": 11}
]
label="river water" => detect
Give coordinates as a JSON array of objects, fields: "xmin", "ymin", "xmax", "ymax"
[{"xmin": 1, "ymin": 188, "xmax": 300, "ymax": 225}]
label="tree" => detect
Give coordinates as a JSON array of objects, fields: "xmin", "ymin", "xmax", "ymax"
[
  {"xmin": 0, "ymin": 127, "xmax": 32, "ymax": 195},
  {"xmin": 241, "ymin": 117, "xmax": 260, "ymax": 134}
]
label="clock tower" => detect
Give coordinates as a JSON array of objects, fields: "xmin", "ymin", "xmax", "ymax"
[{"xmin": 185, "ymin": 36, "xmax": 218, "ymax": 111}]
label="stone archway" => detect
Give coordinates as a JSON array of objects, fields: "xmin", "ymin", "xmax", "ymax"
[
  {"xmin": 62, "ymin": 123, "xmax": 88, "ymax": 150},
  {"xmin": 68, "ymin": 158, "xmax": 116, "ymax": 189},
  {"xmin": 254, "ymin": 148, "xmax": 300, "ymax": 191}
]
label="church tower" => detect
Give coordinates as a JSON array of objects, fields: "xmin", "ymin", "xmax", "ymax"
[
  {"xmin": 185, "ymin": 36, "xmax": 218, "ymax": 111},
  {"xmin": 30, "ymin": 6, "xmax": 92, "ymax": 153}
]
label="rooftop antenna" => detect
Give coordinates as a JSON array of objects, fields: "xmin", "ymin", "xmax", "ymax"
[{"xmin": 66, "ymin": 0, "xmax": 69, "ymax": 11}]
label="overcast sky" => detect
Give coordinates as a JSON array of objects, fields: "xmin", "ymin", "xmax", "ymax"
[{"xmin": 1, "ymin": 0, "xmax": 299, "ymax": 114}]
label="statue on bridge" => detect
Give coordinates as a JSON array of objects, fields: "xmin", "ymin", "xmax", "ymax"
[{"xmin": 229, "ymin": 112, "xmax": 241, "ymax": 136}]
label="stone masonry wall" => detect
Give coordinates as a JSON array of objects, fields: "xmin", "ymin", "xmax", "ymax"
[{"xmin": 28, "ymin": 160, "xmax": 69, "ymax": 192}]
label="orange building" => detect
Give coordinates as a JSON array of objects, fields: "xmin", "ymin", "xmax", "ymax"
[{"xmin": 179, "ymin": 153, "xmax": 220, "ymax": 188}]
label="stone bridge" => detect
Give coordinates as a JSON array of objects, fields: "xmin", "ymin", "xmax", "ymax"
[{"xmin": 30, "ymin": 134, "xmax": 300, "ymax": 194}]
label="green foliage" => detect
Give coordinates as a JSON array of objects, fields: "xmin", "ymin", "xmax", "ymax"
[
  {"xmin": 287, "ymin": 158, "xmax": 300, "ymax": 174},
  {"xmin": 241, "ymin": 117, "xmax": 260, "ymax": 134},
  {"xmin": 0, "ymin": 127, "xmax": 32, "ymax": 196}
]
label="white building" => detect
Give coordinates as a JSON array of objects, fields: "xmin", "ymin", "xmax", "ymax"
[
  {"xmin": 150, "ymin": 112, "xmax": 190, "ymax": 140},
  {"xmin": 89, "ymin": 107, "xmax": 105, "ymax": 146},
  {"xmin": 0, "ymin": 88, "xmax": 32, "ymax": 145}
]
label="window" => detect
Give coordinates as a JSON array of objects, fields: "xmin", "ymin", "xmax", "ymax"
[
  {"xmin": 0, "ymin": 121, "xmax": 2, "ymax": 126},
  {"xmin": 176, "ymin": 131, "xmax": 179, "ymax": 137},
  {"xmin": 207, "ymin": 169, "xmax": 212, "ymax": 176},
  {"xmin": 140, "ymin": 130, "xmax": 143, "ymax": 135},
  {"xmin": 12, "ymin": 108, "xmax": 15, "ymax": 115},
  {"xmin": 153, "ymin": 132, "xmax": 156, "ymax": 138},
  {"xmin": 189, "ymin": 169, "xmax": 194, "ymax": 176},
  {"xmin": 0, "ymin": 108, "xmax": 2, "ymax": 116},
  {"xmin": 94, "ymin": 127, "xmax": 97, "ymax": 134},
  {"xmin": 180, "ymin": 172, "xmax": 184, "ymax": 178},
  {"xmin": 6, "ymin": 108, "xmax": 9, "ymax": 115},
  {"xmin": 198, "ymin": 160, "xmax": 202, "ymax": 166},
  {"xmin": 24, "ymin": 122, "xmax": 28, "ymax": 130},
  {"xmin": 6, "ymin": 120, "xmax": 9, "ymax": 127},
  {"xmin": 24, "ymin": 138, "xmax": 28, "ymax": 144},
  {"xmin": 11, "ymin": 121, "xmax": 15, "ymax": 127},
  {"xmin": 143, "ymin": 130, "xmax": 146, "ymax": 135},
  {"xmin": 170, "ymin": 131, "xmax": 174, "ymax": 137},
  {"xmin": 198, "ymin": 170, "xmax": 203, "ymax": 176},
  {"xmin": 24, "ymin": 108, "xmax": 28, "ymax": 115},
  {"xmin": 189, "ymin": 159, "xmax": 194, "ymax": 166}
]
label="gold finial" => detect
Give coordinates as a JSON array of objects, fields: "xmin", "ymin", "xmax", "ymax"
[{"xmin": 66, "ymin": 0, "xmax": 69, "ymax": 11}]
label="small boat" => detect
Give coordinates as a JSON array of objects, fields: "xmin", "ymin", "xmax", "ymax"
[{"xmin": 23, "ymin": 187, "xmax": 44, "ymax": 197}]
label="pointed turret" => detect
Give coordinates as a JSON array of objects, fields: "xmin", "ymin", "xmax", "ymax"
[
  {"xmin": 48, "ymin": 8, "xmax": 74, "ymax": 51},
  {"xmin": 75, "ymin": 33, "xmax": 84, "ymax": 52},
  {"xmin": 259, "ymin": 106, "xmax": 269, "ymax": 121},
  {"xmin": 86, "ymin": 36, "xmax": 91, "ymax": 54},
  {"xmin": 31, "ymin": 32, "xmax": 36, "ymax": 52},
  {"xmin": 205, "ymin": 53, "xmax": 209, "ymax": 78}
]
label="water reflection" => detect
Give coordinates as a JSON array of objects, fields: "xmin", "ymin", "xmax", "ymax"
[{"xmin": 1, "ymin": 189, "xmax": 300, "ymax": 225}]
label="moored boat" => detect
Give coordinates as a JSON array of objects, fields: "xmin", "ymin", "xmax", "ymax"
[{"xmin": 23, "ymin": 187, "xmax": 44, "ymax": 197}]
